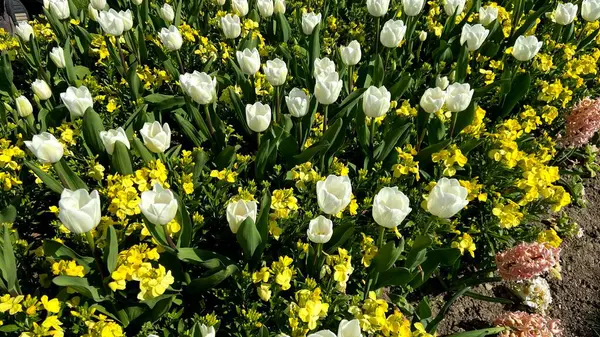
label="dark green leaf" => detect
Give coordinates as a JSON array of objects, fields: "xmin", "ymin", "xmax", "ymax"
[{"xmin": 236, "ymin": 218, "xmax": 262, "ymax": 260}]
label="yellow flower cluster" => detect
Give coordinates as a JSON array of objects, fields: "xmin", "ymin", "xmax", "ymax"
[
  {"xmin": 392, "ymin": 145, "xmax": 420, "ymax": 181},
  {"xmin": 394, "ymin": 100, "xmax": 418, "ymax": 117},
  {"xmin": 451, "ymin": 233, "xmax": 476, "ymax": 258},
  {"xmin": 349, "ymin": 292, "xmax": 411, "ymax": 337},
  {"xmin": 288, "ymin": 287, "xmax": 329, "ymax": 334},
  {"xmin": 360, "ymin": 233, "xmax": 378, "ymax": 267},
  {"xmin": 0, "ymin": 28, "xmax": 19, "ymax": 51},
  {"xmin": 492, "ymin": 200, "xmax": 524, "ymax": 229},
  {"xmin": 324, "ymin": 248, "xmax": 353, "ymax": 293},
  {"xmin": 462, "ymin": 106, "xmax": 487, "ymax": 138},
  {"xmin": 536, "ymin": 79, "xmax": 573, "ymax": 108},
  {"xmin": 137, "ymin": 65, "xmax": 171, "ymax": 90},
  {"xmin": 432, "ymin": 145, "xmax": 467, "ymax": 177},
  {"xmin": 537, "ymin": 229, "xmax": 563, "ymax": 248},
  {"xmin": 82, "ymin": 314, "xmax": 125, "ymax": 337},
  {"xmin": 0, "ymin": 294, "xmax": 63, "ymax": 336},
  {"xmin": 0, "ymin": 138, "xmax": 24, "ymax": 191},
  {"xmin": 210, "ymin": 168, "xmax": 238, "ymax": 183},
  {"xmin": 291, "ymin": 162, "xmax": 321, "ymax": 191},
  {"xmin": 459, "ymin": 178, "xmax": 487, "ymax": 202},
  {"xmin": 270, "ymin": 188, "xmax": 299, "ymax": 238},
  {"xmin": 252, "ymin": 256, "xmax": 296, "ymax": 301},
  {"xmin": 51, "ymin": 259, "xmax": 86, "ymax": 277}
]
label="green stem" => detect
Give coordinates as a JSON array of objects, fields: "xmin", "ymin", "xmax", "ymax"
[
  {"xmin": 370, "ymin": 117, "xmax": 376, "ymax": 153},
  {"xmin": 85, "ymin": 231, "xmax": 106, "ymax": 281},
  {"xmin": 116, "ymin": 38, "xmax": 128, "ymax": 74},
  {"xmin": 176, "ymin": 50, "xmax": 185, "ymax": 74},
  {"xmin": 257, "ymin": 132, "xmax": 262, "ymax": 147},
  {"xmin": 273, "ymin": 86, "xmax": 278, "ymax": 124},
  {"xmin": 297, "ymin": 119, "xmax": 303, "ymax": 151},
  {"xmin": 162, "ymin": 225, "xmax": 178, "ymax": 250},
  {"xmin": 322, "ymin": 104, "xmax": 328, "ymax": 133},
  {"xmin": 347, "ymin": 65, "xmax": 353, "ymax": 93},
  {"xmin": 375, "ymin": 16, "xmax": 381, "ymax": 55},
  {"xmin": 204, "ymin": 104, "xmax": 215, "ymax": 138}
]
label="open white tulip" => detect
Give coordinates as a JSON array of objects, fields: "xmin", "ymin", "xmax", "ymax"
[
  {"xmin": 245, "ymin": 102, "xmax": 272, "ymax": 132},
  {"xmin": 24, "ymin": 132, "xmax": 64, "ymax": 164},
  {"xmin": 313, "ymin": 57, "xmax": 336, "ymax": 80},
  {"xmin": 436, "ymin": 76, "xmax": 449, "ymax": 90},
  {"xmin": 420, "ymin": 87, "xmax": 446, "ymax": 113},
  {"xmin": 159, "ymin": 3, "xmax": 175, "ymax": 22},
  {"xmin": 98, "ymin": 9, "xmax": 125, "ymax": 36},
  {"xmin": 236, "ymin": 48, "xmax": 261, "ymax": 75},
  {"xmin": 553, "ymin": 3, "xmax": 578, "ymax": 25},
  {"xmin": 402, "ymin": 0, "xmax": 425, "ymax": 16},
  {"xmin": 257, "ymin": 0, "xmax": 274, "ymax": 17},
  {"xmin": 159, "ymin": 25, "xmax": 183, "ymax": 51},
  {"xmin": 307, "ymin": 215, "xmax": 333, "ymax": 243},
  {"xmin": 373, "ymin": 187, "xmax": 412, "ymax": 228},
  {"xmin": 302, "ymin": 12, "xmax": 321, "ymax": 35},
  {"xmin": 426, "ymin": 177, "xmax": 469, "ymax": 218},
  {"xmin": 140, "ymin": 122, "xmax": 171, "ymax": 153},
  {"xmin": 380, "ymin": 19, "xmax": 407, "ymax": 48},
  {"xmin": 264, "ymin": 58, "xmax": 288, "ymax": 86},
  {"xmin": 140, "ymin": 184, "xmax": 179, "ymax": 225},
  {"xmin": 50, "ymin": 47, "xmax": 66, "ymax": 68},
  {"xmin": 58, "ymin": 189, "xmax": 101, "ymax": 234},
  {"xmin": 179, "ymin": 71, "xmax": 217, "ymax": 105},
  {"xmin": 15, "ymin": 96, "xmax": 33, "ymax": 117},
  {"xmin": 582, "ymin": 0, "xmax": 600, "ymax": 21},
  {"xmin": 445, "ymin": 82, "xmax": 473, "ymax": 112},
  {"xmin": 444, "ymin": 0, "xmax": 465, "ymax": 16},
  {"xmin": 15, "ymin": 22, "xmax": 34, "ymax": 41},
  {"xmin": 316, "ymin": 175, "xmax": 352, "ymax": 215},
  {"xmin": 512, "ymin": 35, "xmax": 542, "ymax": 61},
  {"xmin": 340, "ymin": 40, "xmax": 361, "ymax": 66},
  {"xmin": 100, "ymin": 127, "xmax": 130, "ymax": 155},
  {"xmin": 479, "ymin": 6, "xmax": 498, "ymax": 26},
  {"xmin": 460, "ymin": 23, "xmax": 489, "ymax": 51},
  {"xmin": 49, "ymin": 0, "xmax": 70, "ymax": 19},
  {"xmin": 338, "ymin": 319, "xmax": 363, "ymax": 337},
  {"xmin": 226, "ymin": 199, "xmax": 258, "ymax": 233},
  {"xmin": 60, "ymin": 86, "xmax": 93, "ymax": 119},
  {"xmin": 285, "ymin": 88, "xmax": 309, "ymax": 118},
  {"xmin": 366, "ymin": 0, "xmax": 390, "ymax": 17},
  {"xmin": 231, "ymin": 0, "xmax": 249, "ymax": 16},
  {"xmin": 32, "ymin": 79, "xmax": 52, "ymax": 100},
  {"xmin": 314, "ymin": 72, "xmax": 343, "ymax": 105},
  {"xmin": 363, "ymin": 85, "xmax": 391, "ymax": 118},
  {"xmin": 221, "ymin": 14, "xmax": 241, "ymax": 39}
]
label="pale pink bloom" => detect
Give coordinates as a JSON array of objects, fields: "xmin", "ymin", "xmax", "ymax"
[
  {"xmin": 495, "ymin": 242, "xmax": 560, "ymax": 281},
  {"xmin": 494, "ymin": 311, "xmax": 562, "ymax": 337},
  {"xmin": 561, "ymin": 97, "xmax": 600, "ymax": 148}
]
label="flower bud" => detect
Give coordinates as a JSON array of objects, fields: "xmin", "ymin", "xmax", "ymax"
[
  {"xmin": 307, "ymin": 215, "xmax": 333, "ymax": 243},
  {"xmin": 553, "ymin": 3, "xmax": 578, "ymax": 25},
  {"xmin": 314, "ymin": 72, "xmax": 343, "ymax": 105},
  {"xmin": 436, "ymin": 76, "xmax": 449, "ymax": 90},
  {"xmin": 263, "ymin": 58, "xmax": 288, "ymax": 86},
  {"xmin": 58, "ymin": 189, "xmax": 101, "ymax": 234},
  {"xmin": 98, "ymin": 9, "xmax": 125, "ymax": 36},
  {"xmin": 159, "ymin": 3, "xmax": 175, "ymax": 22},
  {"xmin": 366, "ymin": 0, "xmax": 390, "ymax": 17},
  {"xmin": 419, "ymin": 30, "xmax": 427, "ymax": 41},
  {"xmin": 15, "ymin": 22, "xmax": 34, "ymax": 41},
  {"xmin": 226, "ymin": 199, "xmax": 258, "ymax": 233},
  {"xmin": 285, "ymin": 88, "xmax": 309, "ymax": 118},
  {"xmin": 236, "ymin": 48, "xmax": 261, "ymax": 75},
  {"xmin": 313, "ymin": 57, "xmax": 336, "ymax": 80},
  {"xmin": 221, "ymin": 14, "xmax": 241, "ymax": 39},
  {"xmin": 140, "ymin": 184, "xmax": 179, "ymax": 225},
  {"xmin": 445, "ymin": 82, "xmax": 473, "ymax": 112},
  {"xmin": 460, "ymin": 23, "xmax": 489, "ymax": 51},
  {"xmin": 426, "ymin": 177, "xmax": 469, "ymax": 218},
  {"xmin": 340, "ymin": 40, "xmax": 361, "ymax": 66},
  {"xmin": 50, "ymin": 47, "xmax": 66, "ymax": 68},
  {"xmin": 274, "ymin": 0, "xmax": 285, "ymax": 13},
  {"xmin": 582, "ymin": 0, "xmax": 600, "ymax": 22},
  {"xmin": 231, "ymin": 0, "xmax": 249, "ymax": 16},
  {"xmin": 100, "ymin": 127, "xmax": 130, "ymax": 155},
  {"xmin": 338, "ymin": 319, "xmax": 362, "ymax": 337},
  {"xmin": 49, "ymin": 0, "xmax": 70, "ymax": 20},
  {"xmin": 118, "ymin": 9, "xmax": 133, "ymax": 31},
  {"xmin": 420, "ymin": 87, "xmax": 446, "ymax": 113},
  {"xmin": 179, "ymin": 71, "xmax": 217, "ymax": 104},
  {"xmin": 15, "ymin": 96, "xmax": 33, "ymax": 117},
  {"xmin": 512, "ymin": 35, "xmax": 543, "ymax": 61},
  {"xmin": 32, "ymin": 79, "xmax": 52, "ymax": 100},
  {"xmin": 444, "ymin": 0, "xmax": 465, "ymax": 16},
  {"xmin": 88, "ymin": 4, "xmax": 99, "ymax": 21},
  {"xmin": 140, "ymin": 122, "xmax": 171, "ymax": 153},
  {"xmin": 60, "ymin": 86, "xmax": 93, "ymax": 119},
  {"xmin": 316, "ymin": 175, "xmax": 352, "ymax": 215},
  {"xmin": 380, "ymin": 19, "xmax": 407, "ymax": 48},
  {"xmin": 257, "ymin": 0, "xmax": 274, "ymax": 17},
  {"xmin": 372, "ymin": 186, "xmax": 412, "ymax": 228},
  {"xmin": 159, "ymin": 25, "xmax": 183, "ymax": 51},
  {"xmin": 24, "ymin": 132, "xmax": 64, "ymax": 164},
  {"xmin": 479, "ymin": 6, "xmax": 498, "ymax": 26},
  {"xmin": 245, "ymin": 102, "xmax": 272, "ymax": 132},
  {"xmin": 302, "ymin": 12, "xmax": 321, "ymax": 35},
  {"xmin": 90, "ymin": 0, "xmax": 106, "ymax": 10},
  {"xmin": 362, "ymin": 85, "xmax": 391, "ymax": 118},
  {"xmin": 402, "ymin": 0, "xmax": 424, "ymax": 16}
]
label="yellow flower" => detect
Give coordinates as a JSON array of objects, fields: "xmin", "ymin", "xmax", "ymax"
[
  {"xmin": 257, "ymin": 283, "xmax": 272, "ymax": 302},
  {"xmin": 537, "ymin": 229, "xmax": 562, "ymax": 248},
  {"xmin": 492, "ymin": 200, "xmax": 524, "ymax": 229},
  {"xmin": 452, "ymin": 233, "xmax": 476, "ymax": 258},
  {"xmin": 0, "ymin": 294, "xmax": 24, "ymax": 314},
  {"xmin": 41, "ymin": 295, "xmax": 61, "ymax": 313}
]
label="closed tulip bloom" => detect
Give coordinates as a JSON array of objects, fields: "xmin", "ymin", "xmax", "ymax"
[
  {"xmin": 380, "ymin": 19, "xmax": 407, "ymax": 48},
  {"xmin": 313, "ymin": 57, "xmax": 336, "ymax": 79},
  {"xmin": 236, "ymin": 48, "xmax": 261, "ymax": 75},
  {"xmin": 98, "ymin": 9, "xmax": 124, "ymax": 36},
  {"xmin": 132, "ymin": 0, "xmax": 143, "ymax": 5},
  {"xmin": 179, "ymin": 71, "xmax": 217, "ymax": 104},
  {"xmin": 15, "ymin": 96, "xmax": 33, "ymax": 117},
  {"xmin": 363, "ymin": 86, "xmax": 391, "ymax": 118},
  {"xmin": 140, "ymin": 184, "xmax": 179, "ymax": 225},
  {"xmin": 302, "ymin": 12, "xmax": 321, "ymax": 35},
  {"xmin": 58, "ymin": 189, "xmax": 101, "ymax": 234},
  {"xmin": 366, "ymin": 0, "xmax": 390, "ymax": 17},
  {"xmin": 50, "ymin": 47, "xmax": 66, "ymax": 68},
  {"xmin": 314, "ymin": 72, "xmax": 343, "ymax": 105},
  {"xmin": 159, "ymin": 3, "xmax": 175, "ymax": 22},
  {"xmin": 582, "ymin": 0, "xmax": 600, "ymax": 21},
  {"xmin": 553, "ymin": 3, "xmax": 578, "ymax": 25},
  {"xmin": 140, "ymin": 122, "xmax": 171, "ymax": 153},
  {"xmin": 199, "ymin": 325, "xmax": 216, "ymax": 337},
  {"xmin": 24, "ymin": 132, "xmax": 64, "ymax": 163},
  {"xmin": 49, "ymin": 0, "xmax": 70, "ymax": 19},
  {"xmin": 307, "ymin": 215, "xmax": 333, "ymax": 243},
  {"xmin": 286, "ymin": 88, "xmax": 309, "ymax": 118},
  {"xmin": 118, "ymin": 9, "xmax": 134, "ymax": 31},
  {"xmin": 373, "ymin": 186, "xmax": 412, "ymax": 228},
  {"xmin": 340, "ymin": 40, "xmax": 361, "ymax": 66},
  {"xmin": 15, "ymin": 21, "xmax": 34, "ymax": 41},
  {"xmin": 426, "ymin": 177, "xmax": 469, "ymax": 218},
  {"xmin": 460, "ymin": 23, "xmax": 489, "ymax": 51},
  {"xmin": 263, "ymin": 58, "xmax": 287, "ymax": 86},
  {"xmin": 308, "ymin": 332, "xmax": 336, "ymax": 337},
  {"xmin": 231, "ymin": 0, "xmax": 249, "ymax": 16},
  {"xmin": 246, "ymin": 102, "xmax": 272, "ymax": 132},
  {"xmin": 444, "ymin": 0, "xmax": 465, "ymax": 16},
  {"xmin": 274, "ymin": 0, "xmax": 285, "ymax": 13},
  {"xmin": 100, "ymin": 127, "xmax": 130, "ymax": 155},
  {"xmin": 258, "ymin": 0, "xmax": 274, "ymax": 17},
  {"xmin": 90, "ymin": 0, "xmax": 106, "ymax": 10},
  {"xmin": 88, "ymin": 4, "xmax": 99, "ymax": 21},
  {"xmin": 420, "ymin": 87, "xmax": 446, "ymax": 113},
  {"xmin": 512, "ymin": 35, "xmax": 543, "ymax": 61},
  {"xmin": 214, "ymin": 0, "xmax": 225, "ymax": 5},
  {"xmin": 445, "ymin": 82, "xmax": 473, "ymax": 112},
  {"xmin": 316, "ymin": 175, "xmax": 352, "ymax": 215},
  {"xmin": 226, "ymin": 199, "xmax": 258, "ymax": 233},
  {"xmin": 221, "ymin": 14, "xmax": 241, "ymax": 39},
  {"xmin": 338, "ymin": 319, "xmax": 362, "ymax": 337},
  {"xmin": 402, "ymin": 0, "xmax": 425, "ymax": 16},
  {"xmin": 32, "ymin": 79, "xmax": 52, "ymax": 100},
  {"xmin": 159, "ymin": 25, "xmax": 183, "ymax": 51},
  {"xmin": 436, "ymin": 75, "xmax": 449, "ymax": 90},
  {"xmin": 60, "ymin": 86, "xmax": 93, "ymax": 119},
  {"xmin": 479, "ymin": 6, "xmax": 498, "ymax": 26}
]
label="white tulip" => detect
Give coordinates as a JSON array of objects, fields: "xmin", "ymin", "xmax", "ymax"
[
  {"xmin": 98, "ymin": 9, "xmax": 125, "ymax": 36},
  {"xmin": 49, "ymin": 0, "xmax": 70, "ymax": 19},
  {"xmin": 132, "ymin": 0, "xmax": 143, "ymax": 5},
  {"xmin": 88, "ymin": 4, "xmax": 99, "ymax": 21},
  {"xmin": 140, "ymin": 122, "xmax": 171, "ymax": 153},
  {"xmin": 366, "ymin": 0, "xmax": 390, "ymax": 17},
  {"xmin": 60, "ymin": 86, "xmax": 93, "ymax": 119},
  {"xmin": 50, "ymin": 47, "xmax": 66, "ymax": 68},
  {"xmin": 15, "ymin": 22, "xmax": 34, "ymax": 41},
  {"xmin": 307, "ymin": 215, "xmax": 333, "ymax": 244},
  {"xmin": 436, "ymin": 75, "xmax": 449, "ymax": 90},
  {"xmin": 215, "ymin": 0, "xmax": 225, "ymax": 5},
  {"xmin": 553, "ymin": 3, "xmax": 578, "ymax": 25},
  {"xmin": 226, "ymin": 199, "xmax": 258, "ymax": 233},
  {"xmin": 159, "ymin": 25, "xmax": 183, "ymax": 51},
  {"xmin": 231, "ymin": 0, "xmax": 249, "ymax": 16},
  {"xmin": 308, "ymin": 332, "xmax": 335, "ymax": 337},
  {"xmin": 179, "ymin": 71, "xmax": 217, "ymax": 105},
  {"xmin": 199, "ymin": 324, "xmax": 216, "ymax": 337},
  {"xmin": 313, "ymin": 57, "xmax": 336, "ymax": 80},
  {"xmin": 139, "ymin": 184, "xmax": 179, "ymax": 225},
  {"xmin": 444, "ymin": 0, "xmax": 465, "ymax": 16},
  {"xmin": 420, "ymin": 87, "xmax": 446, "ymax": 113},
  {"xmin": 460, "ymin": 23, "xmax": 489, "ymax": 51},
  {"xmin": 236, "ymin": 48, "xmax": 261, "ymax": 75},
  {"xmin": 373, "ymin": 187, "xmax": 412, "ymax": 228},
  {"xmin": 426, "ymin": 177, "xmax": 469, "ymax": 218},
  {"xmin": 263, "ymin": 58, "xmax": 288, "ymax": 86},
  {"xmin": 316, "ymin": 175, "xmax": 352, "ymax": 215},
  {"xmin": 362, "ymin": 86, "xmax": 391, "ymax": 118},
  {"xmin": 24, "ymin": 132, "xmax": 64, "ymax": 164},
  {"xmin": 99, "ymin": 127, "xmax": 130, "ymax": 155},
  {"xmin": 314, "ymin": 72, "xmax": 343, "ymax": 105},
  {"xmin": 445, "ymin": 82, "xmax": 473, "ymax": 112},
  {"xmin": 285, "ymin": 88, "xmax": 309, "ymax": 118},
  {"xmin": 32, "ymin": 79, "xmax": 52, "ymax": 100},
  {"xmin": 479, "ymin": 6, "xmax": 498, "ymax": 26},
  {"xmin": 340, "ymin": 40, "xmax": 361, "ymax": 66},
  {"xmin": 245, "ymin": 102, "xmax": 271, "ymax": 132},
  {"xmin": 15, "ymin": 96, "xmax": 33, "ymax": 117},
  {"xmin": 159, "ymin": 3, "xmax": 175, "ymax": 22},
  {"xmin": 90, "ymin": 0, "xmax": 106, "ymax": 10},
  {"xmin": 419, "ymin": 30, "xmax": 428, "ymax": 41},
  {"xmin": 380, "ymin": 19, "xmax": 407, "ymax": 48},
  {"xmin": 302, "ymin": 12, "xmax": 321, "ymax": 35},
  {"xmin": 258, "ymin": 0, "xmax": 274, "ymax": 17},
  {"xmin": 338, "ymin": 319, "xmax": 362, "ymax": 337},
  {"xmin": 582, "ymin": 0, "xmax": 600, "ymax": 21},
  {"xmin": 58, "ymin": 189, "xmax": 102, "ymax": 234},
  {"xmin": 43, "ymin": 0, "xmax": 49, "ymax": 9},
  {"xmin": 221, "ymin": 14, "xmax": 241, "ymax": 39},
  {"xmin": 402, "ymin": 0, "xmax": 425, "ymax": 16},
  {"xmin": 274, "ymin": 0, "xmax": 286, "ymax": 13},
  {"xmin": 512, "ymin": 35, "xmax": 543, "ymax": 61},
  {"xmin": 118, "ymin": 9, "xmax": 134, "ymax": 31}
]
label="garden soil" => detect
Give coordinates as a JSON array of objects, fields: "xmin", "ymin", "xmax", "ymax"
[{"xmin": 436, "ymin": 176, "xmax": 600, "ymax": 337}]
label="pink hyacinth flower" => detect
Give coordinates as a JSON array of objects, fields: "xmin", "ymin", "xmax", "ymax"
[{"xmin": 495, "ymin": 242, "xmax": 560, "ymax": 281}]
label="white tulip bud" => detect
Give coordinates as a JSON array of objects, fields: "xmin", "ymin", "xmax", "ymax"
[
  {"xmin": 445, "ymin": 82, "xmax": 473, "ymax": 112},
  {"xmin": 426, "ymin": 177, "xmax": 469, "ymax": 218},
  {"xmin": 215, "ymin": 0, "xmax": 226, "ymax": 5},
  {"xmin": 236, "ymin": 48, "xmax": 261, "ymax": 75},
  {"xmin": 199, "ymin": 325, "xmax": 216, "ymax": 337},
  {"xmin": 159, "ymin": 3, "xmax": 175, "ymax": 22},
  {"xmin": 582, "ymin": 0, "xmax": 600, "ymax": 21},
  {"xmin": 88, "ymin": 4, "xmax": 99, "ymax": 21},
  {"xmin": 313, "ymin": 57, "xmax": 336, "ymax": 80},
  {"xmin": 373, "ymin": 186, "xmax": 412, "ymax": 228},
  {"xmin": 307, "ymin": 215, "xmax": 333, "ymax": 244},
  {"xmin": 140, "ymin": 122, "xmax": 171, "ymax": 153},
  {"xmin": 60, "ymin": 86, "xmax": 93, "ymax": 119},
  {"xmin": 24, "ymin": 132, "xmax": 64, "ymax": 163},
  {"xmin": 380, "ymin": 19, "xmax": 407, "ymax": 48},
  {"xmin": 231, "ymin": 0, "xmax": 249, "ymax": 16},
  {"xmin": 99, "ymin": 127, "xmax": 130, "ymax": 155},
  {"xmin": 15, "ymin": 96, "xmax": 33, "ymax": 117},
  {"xmin": 179, "ymin": 71, "xmax": 217, "ymax": 105},
  {"xmin": 221, "ymin": 14, "xmax": 241, "ymax": 39},
  {"xmin": 402, "ymin": 0, "xmax": 425, "ymax": 16},
  {"xmin": 245, "ymin": 102, "xmax": 271, "ymax": 132},
  {"xmin": 285, "ymin": 88, "xmax": 309, "ymax": 118},
  {"xmin": 98, "ymin": 9, "xmax": 125, "ymax": 36},
  {"xmin": 49, "ymin": 0, "xmax": 70, "ymax": 20},
  {"xmin": 340, "ymin": 40, "xmax": 361, "ymax": 66},
  {"xmin": 263, "ymin": 58, "xmax": 288, "ymax": 86},
  {"xmin": 460, "ymin": 23, "xmax": 489, "ymax": 51},
  {"xmin": 274, "ymin": 0, "xmax": 286, "ymax": 13},
  {"xmin": 15, "ymin": 22, "xmax": 34, "ymax": 41},
  {"xmin": 338, "ymin": 319, "xmax": 362, "ymax": 337},
  {"xmin": 159, "ymin": 25, "xmax": 183, "ymax": 51},
  {"xmin": 316, "ymin": 175, "xmax": 352, "ymax": 215},
  {"xmin": 419, "ymin": 30, "xmax": 428, "ymax": 41},
  {"xmin": 553, "ymin": 3, "xmax": 578, "ymax": 25},
  {"xmin": 132, "ymin": 0, "xmax": 143, "ymax": 5},
  {"xmin": 302, "ymin": 12, "xmax": 321, "ymax": 35},
  {"xmin": 366, "ymin": 0, "xmax": 390, "ymax": 17},
  {"xmin": 512, "ymin": 35, "xmax": 543, "ymax": 61},
  {"xmin": 58, "ymin": 189, "xmax": 101, "ymax": 234},
  {"xmin": 32, "ymin": 79, "xmax": 52, "ymax": 100},
  {"xmin": 314, "ymin": 72, "xmax": 343, "ymax": 105},
  {"xmin": 50, "ymin": 47, "xmax": 66, "ymax": 68},
  {"xmin": 444, "ymin": 0, "xmax": 465, "ymax": 16},
  {"xmin": 420, "ymin": 87, "xmax": 446, "ymax": 113},
  {"xmin": 479, "ymin": 6, "xmax": 498, "ymax": 26},
  {"xmin": 362, "ymin": 85, "xmax": 391, "ymax": 118},
  {"xmin": 226, "ymin": 199, "xmax": 258, "ymax": 233},
  {"xmin": 257, "ymin": 0, "xmax": 274, "ymax": 17},
  {"xmin": 140, "ymin": 184, "xmax": 179, "ymax": 225},
  {"xmin": 118, "ymin": 9, "xmax": 134, "ymax": 31},
  {"xmin": 308, "ymin": 331, "xmax": 336, "ymax": 337},
  {"xmin": 90, "ymin": 0, "xmax": 106, "ymax": 10},
  {"xmin": 436, "ymin": 75, "xmax": 449, "ymax": 90}
]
